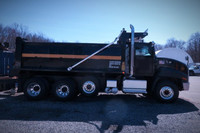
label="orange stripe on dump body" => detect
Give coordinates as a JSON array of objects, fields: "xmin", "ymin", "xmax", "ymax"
[{"xmin": 22, "ymin": 53, "xmax": 121, "ymax": 60}]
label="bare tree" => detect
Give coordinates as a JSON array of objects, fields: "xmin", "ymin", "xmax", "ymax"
[
  {"xmin": 187, "ymin": 32, "xmax": 200, "ymax": 62},
  {"xmin": 0, "ymin": 23, "xmax": 53, "ymax": 51},
  {"xmin": 154, "ymin": 44, "xmax": 164, "ymax": 51},
  {"xmin": 165, "ymin": 38, "xmax": 186, "ymax": 50}
]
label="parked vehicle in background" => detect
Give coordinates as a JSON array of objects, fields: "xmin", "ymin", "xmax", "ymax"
[
  {"xmin": 189, "ymin": 64, "xmax": 200, "ymax": 76},
  {"xmin": 0, "ymin": 51, "xmax": 15, "ymax": 76},
  {"xmin": 0, "ymin": 43, "xmax": 16, "ymax": 91}
]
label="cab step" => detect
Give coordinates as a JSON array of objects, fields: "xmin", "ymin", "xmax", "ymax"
[{"xmin": 122, "ymin": 80, "xmax": 147, "ymax": 93}]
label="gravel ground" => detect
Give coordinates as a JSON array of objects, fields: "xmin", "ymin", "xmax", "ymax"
[{"xmin": 0, "ymin": 76, "xmax": 200, "ymax": 133}]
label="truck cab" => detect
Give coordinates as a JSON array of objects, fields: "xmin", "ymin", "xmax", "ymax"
[{"xmin": 116, "ymin": 26, "xmax": 189, "ymax": 102}]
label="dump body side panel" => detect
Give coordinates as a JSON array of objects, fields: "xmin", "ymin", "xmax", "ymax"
[{"xmin": 19, "ymin": 42, "xmax": 122, "ymax": 73}]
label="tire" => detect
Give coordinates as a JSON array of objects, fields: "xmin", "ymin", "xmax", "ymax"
[
  {"xmin": 78, "ymin": 77, "xmax": 100, "ymax": 97},
  {"xmin": 52, "ymin": 79, "xmax": 77, "ymax": 101},
  {"xmin": 154, "ymin": 81, "xmax": 179, "ymax": 103},
  {"xmin": 23, "ymin": 78, "xmax": 48, "ymax": 100}
]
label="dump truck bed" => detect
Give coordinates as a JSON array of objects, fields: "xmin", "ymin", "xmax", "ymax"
[{"xmin": 18, "ymin": 41, "xmax": 123, "ymax": 73}]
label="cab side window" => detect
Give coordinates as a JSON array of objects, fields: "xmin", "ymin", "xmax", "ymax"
[{"xmin": 135, "ymin": 46, "xmax": 151, "ymax": 56}]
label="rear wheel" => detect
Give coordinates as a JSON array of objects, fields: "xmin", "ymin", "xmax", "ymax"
[
  {"xmin": 52, "ymin": 79, "xmax": 77, "ymax": 101},
  {"xmin": 24, "ymin": 78, "xmax": 48, "ymax": 100},
  {"xmin": 154, "ymin": 81, "xmax": 179, "ymax": 103},
  {"xmin": 78, "ymin": 77, "xmax": 100, "ymax": 97}
]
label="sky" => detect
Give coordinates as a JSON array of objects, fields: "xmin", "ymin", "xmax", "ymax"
[{"xmin": 0, "ymin": 0, "xmax": 200, "ymax": 44}]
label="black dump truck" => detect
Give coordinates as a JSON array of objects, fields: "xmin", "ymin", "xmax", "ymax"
[{"xmin": 11, "ymin": 25, "xmax": 189, "ymax": 102}]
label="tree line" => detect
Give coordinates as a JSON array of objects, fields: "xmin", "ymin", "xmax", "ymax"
[
  {"xmin": 0, "ymin": 23, "xmax": 199, "ymax": 62},
  {"xmin": 0, "ymin": 23, "xmax": 53, "ymax": 50},
  {"xmin": 154, "ymin": 33, "xmax": 200, "ymax": 63}
]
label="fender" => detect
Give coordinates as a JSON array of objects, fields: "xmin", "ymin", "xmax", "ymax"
[
  {"xmin": 151, "ymin": 67, "xmax": 187, "ymax": 92},
  {"xmin": 157, "ymin": 67, "xmax": 188, "ymax": 80}
]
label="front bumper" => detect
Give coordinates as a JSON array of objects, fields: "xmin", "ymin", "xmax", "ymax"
[{"xmin": 183, "ymin": 82, "xmax": 190, "ymax": 91}]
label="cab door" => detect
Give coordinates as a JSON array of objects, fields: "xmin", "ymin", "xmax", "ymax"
[{"xmin": 134, "ymin": 43, "xmax": 154, "ymax": 76}]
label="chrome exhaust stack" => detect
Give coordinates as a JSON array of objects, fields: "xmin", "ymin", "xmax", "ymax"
[{"xmin": 130, "ymin": 24, "xmax": 135, "ymax": 77}]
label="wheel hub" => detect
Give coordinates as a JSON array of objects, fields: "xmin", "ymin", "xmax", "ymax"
[
  {"xmin": 27, "ymin": 83, "xmax": 41, "ymax": 97},
  {"xmin": 160, "ymin": 86, "xmax": 174, "ymax": 100},
  {"xmin": 62, "ymin": 87, "xmax": 68, "ymax": 92},
  {"xmin": 56, "ymin": 85, "xmax": 69, "ymax": 97},
  {"xmin": 82, "ymin": 81, "xmax": 96, "ymax": 94}
]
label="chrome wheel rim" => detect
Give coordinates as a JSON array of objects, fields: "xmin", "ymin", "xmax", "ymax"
[
  {"xmin": 27, "ymin": 83, "xmax": 41, "ymax": 97},
  {"xmin": 82, "ymin": 81, "xmax": 96, "ymax": 94},
  {"xmin": 56, "ymin": 85, "xmax": 69, "ymax": 97},
  {"xmin": 160, "ymin": 86, "xmax": 174, "ymax": 100}
]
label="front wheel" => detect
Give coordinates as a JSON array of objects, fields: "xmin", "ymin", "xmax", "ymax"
[{"xmin": 154, "ymin": 81, "xmax": 179, "ymax": 103}]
